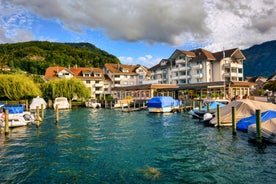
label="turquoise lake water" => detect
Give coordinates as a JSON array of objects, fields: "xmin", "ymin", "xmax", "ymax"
[{"xmin": 1, "ymin": 108, "xmax": 276, "ymax": 183}]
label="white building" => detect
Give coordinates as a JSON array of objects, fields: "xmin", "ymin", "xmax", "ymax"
[
  {"xmin": 150, "ymin": 48, "xmax": 245, "ymax": 84},
  {"xmin": 44, "ymin": 66, "xmax": 112, "ymax": 99}
]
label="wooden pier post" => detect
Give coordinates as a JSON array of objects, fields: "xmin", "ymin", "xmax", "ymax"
[
  {"xmin": 55, "ymin": 104, "xmax": 59, "ymax": 124},
  {"xmin": 110, "ymin": 101, "xmax": 112, "ymax": 109},
  {"xmin": 192, "ymin": 101, "xmax": 195, "ymax": 110},
  {"xmin": 256, "ymin": 109, "xmax": 262, "ymax": 144},
  {"xmin": 232, "ymin": 106, "xmax": 237, "ymax": 135},
  {"xmin": 5, "ymin": 109, "xmax": 9, "ymax": 135},
  {"xmin": 41, "ymin": 104, "xmax": 44, "ymax": 121},
  {"xmin": 36, "ymin": 106, "xmax": 40, "ymax": 127},
  {"xmin": 207, "ymin": 103, "xmax": 210, "ymax": 113},
  {"xmin": 69, "ymin": 100, "xmax": 72, "ymax": 109},
  {"xmin": 199, "ymin": 101, "xmax": 202, "ymax": 111},
  {"xmin": 25, "ymin": 99, "xmax": 29, "ymax": 111},
  {"xmin": 105, "ymin": 100, "xmax": 107, "ymax": 108},
  {"xmin": 217, "ymin": 104, "xmax": 221, "ymax": 127}
]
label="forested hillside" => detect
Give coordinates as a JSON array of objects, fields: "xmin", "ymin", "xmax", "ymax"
[
  {"xmin": 243, "ymin": 40, "xmax": 276, "ymax": 78},
  {"xmin": 0, "ymin": 41, "xmax": 120, "ymax": 75}
]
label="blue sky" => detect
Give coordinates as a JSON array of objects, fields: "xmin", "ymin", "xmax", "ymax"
[{"xmin": 1, "ymin": 0, "xmax": 276, "ymax": 67}]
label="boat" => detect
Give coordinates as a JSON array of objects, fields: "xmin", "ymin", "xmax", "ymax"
[
  {"xmin": 147, "ymin": 96, "xmax": 182, "ymax": 113},
  {"xmin": 188, "ymin": 101, "xmax": 226, "ymax": 120},
  {"xmin": 0, "ymin": 104, "xmax": 35, "ymax": 128},
  {"xmin": 248, "ymin": 118, "xmax": 276, "ymax": 143},
  {"xmin": 237, "ymin": 110, "xmax": 276, "ymax": 131},
  {"xmin": 53, "ymin": 97, "xmax": 70, "ymax": 110},
  {"xmin": 85, "ymin": 99, "xmax": 101, "ymax": 108},
  {"xmin": 113, "ymin": 99, "xmax": 132, "ymax": 108},
  {"xmin": 29, "ymin": 96, "xmax": 47, "ymax": 111},
  {"xmin": 209, "ymin": 99, "xmax": 276, "ymax": 126}
]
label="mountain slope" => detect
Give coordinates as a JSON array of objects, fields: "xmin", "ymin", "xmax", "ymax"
[
  {"xmin": 242, "ymin": 40, "xmax": 276, "ymax": 78},
  {"xmin": 0, "ymin": 41, "xmax": 120, "ymax": 75}
]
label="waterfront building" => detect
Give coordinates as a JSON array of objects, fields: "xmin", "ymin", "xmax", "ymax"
[
  {"xmin": 148, "ymin": 48, "xmax": 251, "ymax": 99},
  {"xmin": 103, "ymin": 63, "xmax": 151, "ymax": 99},
  {"xmin": 44, "ymin": 66, "xmax": 112, "ymax": 99},
  {"xmin": 150, "ymin": 48, "xmax": 245, "ymax": 84}
]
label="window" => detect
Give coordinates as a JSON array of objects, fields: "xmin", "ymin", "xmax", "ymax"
[
  {"xmin": 86, "ymin": 80, "xmax": 90, "ymax": 84},
  {"xmin": 197, "ymin": 70, "xmax": 202, "ymax": 74}
]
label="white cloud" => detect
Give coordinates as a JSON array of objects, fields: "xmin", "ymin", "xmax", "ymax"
[
  {"xmin": 7, "ymin": 0, "xmax": 209, "ymax": 46},
  {"xmin": 1, "ymin": 0, "xmax": 276, "ymax": 51},
  {"xmin": 0, "ymin": 0, "xmax": 34, "ymax": 43}
]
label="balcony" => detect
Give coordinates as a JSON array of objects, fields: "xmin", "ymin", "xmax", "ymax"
[
  {"xmin": 194, "ymin": 73, "xmax": 203, "ymax": 78},
  {"xmin": 192, "ymin": 64, "xmax": 203, "ymax": 69},
  {"xmin": 171, "ymin": 75, "xmax": 190, "ymax": 80},
  {"xmin": 224, "ymin": 63, "xmax": 242, "ymax": 68},
  {"xmin": 175, "ymin": 59, "xmax": 186, "ymax": 64},
  {"xmin": 114, "ymin": 77, "xmax": 121, "ymax": 81},
  {"xmin": 179, "ymin": 66, "xmax": 190, "ymax": 71},
  {"xmin": 95, "ymin": 83, "xmax": 103, "ymax": 87}
]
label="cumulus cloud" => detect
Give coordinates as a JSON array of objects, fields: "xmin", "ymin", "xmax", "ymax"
[
  {"xmin": 204, "ymin": 0, "xmax": 276, "ymax": 51},
  {"xmin": 0, "ymin": 0, "xmax": 34, "ymax": 43},
  {"xmin": 1, "ymin": 0, "xmax": 276, "ymax": 51},
  {"xmin": 7, "ymin": 0, "xmax": 209, "ymax": 45}
]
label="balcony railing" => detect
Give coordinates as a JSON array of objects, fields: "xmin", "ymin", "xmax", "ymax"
[
  {"xmin": 224, "ymin": 63, "xmax": 242, "ymax": 68},
  {"xmin": 194, "ymin": 73, "xmax": 203, "ymax": 78},
  {"xmin": 175, "ymin": 59, "xmax": 186, "ymax": 64},
  {"xmin": 95, "ymin": 83, "xmax": 103, "ymax": 87},
  {"xmin": 192, "ymin": 64, "xmax": 203, "ymax": 69}
]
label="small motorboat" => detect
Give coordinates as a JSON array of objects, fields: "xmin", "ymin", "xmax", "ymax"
[
  {"xmin": 53, "ymin": 97, "xmax": 70, "ymax": 110},
  {"xmin": 85, "ymin": 99, "xmax": 101, "ymax": 108},
  {"xmin": 29, "ymin": 96, "xmax": 47, "ymax": 111},
  {"xmin": 0, "ymin": 104, "xmax": 35, "ymax": 128}
]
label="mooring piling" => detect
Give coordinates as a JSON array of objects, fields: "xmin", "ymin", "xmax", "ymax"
[
  {"xmin": 5, "ymin": 109, "xmax": 9, "ymax": 135},
  {"xmin": 232, "ymin": 106, "xmax": 237, "ymax": 135},
  {"xmin": 217, "ymin": 104, "xmax": 221, "ymax": 127},
  {"xmin": 256, "ymin": 109, "xmax": 262, "ymax": 144}
]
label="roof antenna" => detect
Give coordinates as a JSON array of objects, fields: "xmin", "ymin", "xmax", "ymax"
[{"xmin": 223, "ymin": 47, "xmax": 225, "ymax": 58}]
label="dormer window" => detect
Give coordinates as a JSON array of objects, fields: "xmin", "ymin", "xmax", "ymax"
[{"xmin": 122, "ymin": 68, "xmax": 129, "ymax": 72}]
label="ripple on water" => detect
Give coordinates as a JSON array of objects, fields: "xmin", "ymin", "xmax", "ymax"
[{"xmin": 1, "ymin": 109, "xmax": 276, "ymax": 183}]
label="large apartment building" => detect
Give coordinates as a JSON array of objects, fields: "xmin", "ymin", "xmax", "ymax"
[
  {"xmin": 150, "ymin": 48, "xmax": 245, "ymax": 84},
  {"xmin": 103, "ymin": 63, "xmax": 150, "ymax": 88}
]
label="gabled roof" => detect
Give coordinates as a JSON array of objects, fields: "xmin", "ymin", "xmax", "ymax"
[
  {"xmin": 213, "ymin": 48, "xmax": 246, "ymax": 61},
  {"xmin": 190, "ymin": 48, "xmax": 216, "ymax": 61},
  {"xmin": 44, "ymin": 66, "xmax": 66, "ymax": 80},
  {"xmin": 169, "ymin": 49, "xmax": 196, "ymax": 60},
  {"xmin": 149, "ymin": 59, "xmax": 171, "ymax": 71},
  {"xmin": 104, "ymin": 63, "xmax": 140, "ymax": 75},
  {"xmin": 44, "ymin": 66, "xmax": 104, "ymax": 80}
]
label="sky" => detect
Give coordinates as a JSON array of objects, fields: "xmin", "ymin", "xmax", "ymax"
[{"xmin": 0, "ymin": 0, "xmax": 276, "ymax": 68}]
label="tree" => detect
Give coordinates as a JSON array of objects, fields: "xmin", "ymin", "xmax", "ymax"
[
  {"xmin": 42, "ymin": 78, "xmax": 91, "ymax": 100},
  {"xmin": 0, "ymin": 74, "xmax": 42, "ymax": 100}
]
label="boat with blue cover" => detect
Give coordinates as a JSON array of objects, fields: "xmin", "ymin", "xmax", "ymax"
[
  {"xmin": 147, "ymin": 96, "xmax": 182, "ymax": 113},
  {"xmin": 0, "ymin": 104, "xmax": 35, "ymax": 128},
  {"xmin": 237, "ymin": 110, "xmax": 276, "ymax": 131}
]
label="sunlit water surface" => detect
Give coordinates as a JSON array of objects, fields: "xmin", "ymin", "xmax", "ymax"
[{"xmin": 1, "ymin": 108, "xmax": 276, "ymax": 183}]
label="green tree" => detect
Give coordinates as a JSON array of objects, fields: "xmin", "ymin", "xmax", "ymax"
[
  {"xmin": 0, "ymin": 74, "xmax": 42, "ymax": 100},
  {"xmin": 42, "ymin": 78, "xmax": 91, "ymax": 100}
]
